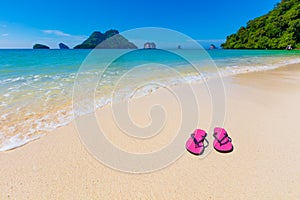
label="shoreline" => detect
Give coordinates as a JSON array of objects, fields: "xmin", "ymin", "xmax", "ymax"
[
  {"xmin": 1, "ymin": 63, "xmax": 300, "ymax": 198},
  {"xmin": 2, "ymin": 59, "xmax": 300, "ymax": 152}
]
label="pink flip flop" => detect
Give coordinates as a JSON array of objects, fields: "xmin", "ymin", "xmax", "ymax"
[
  {"xmin": 213, "ymin": 127, "xmax": 233, "ymax": 153},
  {"xmin": 186, "ymin": 129, "xmax": 209, "ymax": 155}
]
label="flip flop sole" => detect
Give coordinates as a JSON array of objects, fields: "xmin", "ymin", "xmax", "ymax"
[
  {"xmin": 213, "ymin": 145, "xmax": 234, "ymax": 153},
  {"xmin": 185, "ymin": 138, "xmax": 205, "ymax": 155},
  {"xmin": 186, "ymin": 147, "xmax": 205, "ymax": 156}
]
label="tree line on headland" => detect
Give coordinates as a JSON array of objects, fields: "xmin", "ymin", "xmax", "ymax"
[{"xmin": 222, "ymin": 0, "xmax": 300, "ymax": 49}]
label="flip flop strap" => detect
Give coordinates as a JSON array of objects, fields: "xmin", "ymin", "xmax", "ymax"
[
  {"xmin": 191, "ymin": 134, "xmax": 206, "ymax": 148},
  {"xmin": 213, "ymin": 132, "xmax": 232, "ymax": 146},
  {"xmin": 203, "ymin": 138, "xmax": 209, "ymax": 148}
]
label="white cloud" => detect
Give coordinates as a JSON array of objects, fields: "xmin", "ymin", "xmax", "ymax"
[
  {"xmin": 1, "ymin": 33, "xmax": 8, "ymax": 37},
  {"xmin": 42, "ymin": 30, "xmax": 71, "ymax": 37},
  {"xmin": 0, "ymin": 24, "xmax": 7, "ymax": 28}
]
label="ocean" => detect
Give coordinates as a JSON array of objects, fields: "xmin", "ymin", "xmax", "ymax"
[{"xmin": 0, "ymin": 49, "xmax": 300, "ymax": 151}]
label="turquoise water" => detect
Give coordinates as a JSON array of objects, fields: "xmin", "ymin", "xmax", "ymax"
[{"xmin": 0, "ymin": 49, "xmax": 300, "ymax": 151}]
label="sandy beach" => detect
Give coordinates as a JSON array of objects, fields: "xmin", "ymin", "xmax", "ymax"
[{"xmin": 1, "ymin": 64, "xmax": 300, "ymax": 199}]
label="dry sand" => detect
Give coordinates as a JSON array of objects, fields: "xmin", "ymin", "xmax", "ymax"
[{"xmin": 1, "ymin": 64, "xmax": 300, "ymax": 199}]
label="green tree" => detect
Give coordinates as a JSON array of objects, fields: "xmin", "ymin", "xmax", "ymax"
[{"xmin": 222, "ymin": 0, "xmax": 300, "ymax": 49}]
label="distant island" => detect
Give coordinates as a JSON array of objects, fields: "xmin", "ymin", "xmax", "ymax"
[
  {"xmin": 209, "ymin": 44, "xmax": 217, "ymax": 50},
  {"xmin": 74, "ymin": 29, "xmax": 137, "ymax": 49},
  {"xmin": 222, "ymin": 0, "xmax": 300, "ymax": 49},
  {"xmin": 144, "ymin": 42, "xmax": 156, "ymax": 49},
  {"xmin": 32, "ymin": 29, "xmax": 137, "ymax": 49},
  {"xmin": 33, "ymin": 44, "xmax": 50, "ymax": 49},
  {"xmin": 59, "ymin": 43, "xmax": 69, "ymax": 49}
]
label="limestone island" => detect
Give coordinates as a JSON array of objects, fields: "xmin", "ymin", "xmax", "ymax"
[
  {"xmin": 74, "ymin": 29, "xmax": 137, "ymax": 49},
  {"xmin": 59, "ymin": 43, "xmax": 70, "ymax": 49},
  {"xmin": 33, "ymin": 44, "xmax": 50, "ymax": 49},
  {"xmin": 144, "ymin": 42, "xmax": 156, "ymax": 49},
  {"xmin": 209, "ymin": 44, "xmax": 217, "ymax": 50}
]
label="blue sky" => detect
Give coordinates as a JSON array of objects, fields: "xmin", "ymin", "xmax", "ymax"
[{"xmin": 0, "ymin": 0, "xmax": 280, "ymax": 48}]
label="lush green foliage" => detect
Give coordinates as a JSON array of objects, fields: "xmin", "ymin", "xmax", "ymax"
[
  {"xmin": 74, "ymin": 29, "xmax": 137, "ymax": 49},
  {"xmin": 33, "ymin": 44, "xmax": 50, "ymax": 49},
  {"xmin": 222, "ymin": 0, "xmax": 300, "ymax": 49}
]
